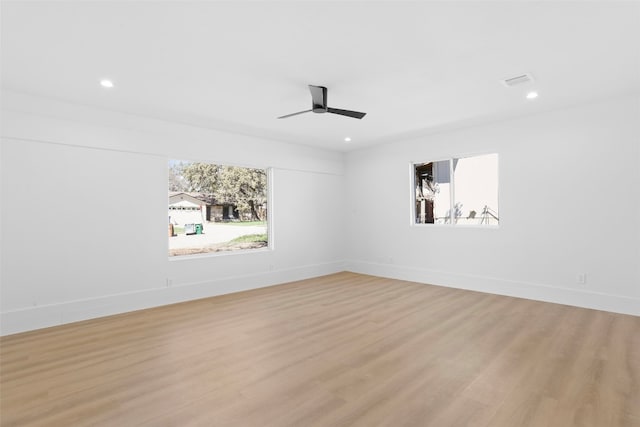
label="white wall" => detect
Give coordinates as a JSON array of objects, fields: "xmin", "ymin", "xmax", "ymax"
[
  {"xmin": 2, "ymin": 93, "xmax": 638, "ymax": 335},
  {"xmin": 0, "ymin": 92, "xmax": 346, "ymax": 335},
  {"xmin": 345, "ymin": 95, "xmax": 640, "ymax": 316}
]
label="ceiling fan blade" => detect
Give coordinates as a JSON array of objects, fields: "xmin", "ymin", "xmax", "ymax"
[
  {"xmin": 308, "ymin": 85, "xmax": 328, "ymax": 108},
  {"xmin": 277, "ymin": 109, "xmax": 312, "ymax": 119},
  {"xmin": 327, "ymin": 107, "xmax": 367, "ymax": 119}
]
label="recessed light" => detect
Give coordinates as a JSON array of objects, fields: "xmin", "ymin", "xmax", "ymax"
[
  {"xmin": 100, "ymin": 79, "xmax": 114, "ymax": 88},
  {"xmin": 526, "ymin": 91, "xmax": 538, "ymax": 99},
  {"xmin": 344, "ymin": 137, "xmax": 352, "ymax": 142}
]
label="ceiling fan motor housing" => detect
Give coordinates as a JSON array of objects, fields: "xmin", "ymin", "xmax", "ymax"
[
  {"xmin": 277, "ymin": 84, "xmax": 365, "ymax": 119},
  {"xmin": 312, "ymin": 86, "xmax": 328, "ymax": 113}
]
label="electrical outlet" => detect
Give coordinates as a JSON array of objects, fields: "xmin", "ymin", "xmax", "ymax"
[
  {"xmin": 576, "ymin": 273, "xmax": 587, "ymax": 285},
  {"xmin": 166, "ymin": 278, "xmax": 173, "ymax": 287}
]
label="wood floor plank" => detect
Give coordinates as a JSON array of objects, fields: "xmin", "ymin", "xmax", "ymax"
[{"xmin": 1, "ymin": 272, "xmax": 638, "ymax": 426}]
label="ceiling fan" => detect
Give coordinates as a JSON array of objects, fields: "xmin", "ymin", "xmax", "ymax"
[{"xmin": 278, "ymin": 85, "xmax": 366, "ymax": 119}]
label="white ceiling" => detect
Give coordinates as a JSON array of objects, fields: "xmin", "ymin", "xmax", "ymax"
[{"xmin": 2, "ymin": 1, "xmax": 639, "ymax": 151}]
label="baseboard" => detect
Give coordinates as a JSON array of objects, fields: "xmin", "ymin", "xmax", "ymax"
[
  {"xmin": 4, "ymin": 259, "xmax": 636, "ymax": 336},
  {"xmin": 0, "ymin": 261, "xmax": 345, "ymax": 336},
  {"xmin": 345, "ymin": 260, "xmax": 640, "ymax": 317}
]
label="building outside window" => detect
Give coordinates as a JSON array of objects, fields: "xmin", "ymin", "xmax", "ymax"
[
  {"xmin": 414, "ymin": 153, "xmax": 498, "ymax": 226},
  {"xmin": 168, "ymin": 160, "xmax": 269, "ymax": 257}
]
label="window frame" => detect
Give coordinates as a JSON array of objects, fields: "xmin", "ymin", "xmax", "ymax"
[
  {"xmin": 410, "ymin": 153, "xmax": 500, "ymax": 228},
  {"xmin": 168, "ymin": 159, "xmax": 273, "ymax": 260}
]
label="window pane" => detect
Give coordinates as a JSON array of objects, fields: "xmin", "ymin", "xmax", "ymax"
[
  {"xmin": 453, "ymin": 154, "xmax": 499, "ymax": 225},
  {"xmin": 414, "ymin": 160, "xmax": 451, "ymax": 224},
  {"xmin": 168, "ymin": 160, "xmax": 268, "ymax": 256}
]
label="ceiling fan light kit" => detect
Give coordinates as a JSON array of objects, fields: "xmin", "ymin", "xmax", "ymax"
[{"xmin": 278, "ymin": 85, "xmax": 366, "ymax": 120}]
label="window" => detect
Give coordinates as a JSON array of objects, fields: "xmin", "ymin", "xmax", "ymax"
[
  {"xmin": 413, "ymin": 153, "xmax": 498, "ymax": 226},
  {"xmin": 168, "ymin": 160, "xmax": 269, "ymax": 257}
]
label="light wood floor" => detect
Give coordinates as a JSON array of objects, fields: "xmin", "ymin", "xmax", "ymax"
[{"xmin": 1, "ymin": 272, "xmax": 639, "ymax": 427}]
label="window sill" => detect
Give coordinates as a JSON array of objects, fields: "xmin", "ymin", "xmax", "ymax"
[
  {"xmin": 411, "ymin": 223, "xmax": 500, "ymax": 229},
  {"xmin": 168, "ymin": 246, "xmax": 272, "ymax": 261}
]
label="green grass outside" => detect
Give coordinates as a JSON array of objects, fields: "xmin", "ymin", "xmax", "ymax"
[{"xmin": 229, "ymin": 233, "xmax": 268, "ymax": 243}]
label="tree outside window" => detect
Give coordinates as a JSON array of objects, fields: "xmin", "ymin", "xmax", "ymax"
[{"xmin": 168, "ymin": 160, "xmax": 269, "ymax": 257}]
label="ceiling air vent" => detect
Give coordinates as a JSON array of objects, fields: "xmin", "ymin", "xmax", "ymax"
[{"xmin": 502, "ymin": 73, "xmax": 534, "ymax": 88}]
